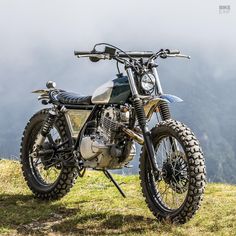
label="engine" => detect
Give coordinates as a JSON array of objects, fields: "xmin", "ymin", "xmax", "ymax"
[{"xmin": 79, "ymin": 105, "xmax": 136, "ymax": 169}]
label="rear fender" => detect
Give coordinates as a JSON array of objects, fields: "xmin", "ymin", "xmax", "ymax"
[{"xmin": 32, "ymin": 89, "xmax": 50, "ymax": 104}]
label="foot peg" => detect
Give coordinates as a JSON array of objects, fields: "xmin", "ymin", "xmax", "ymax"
[{"xmin": 124, "ymin": 164, "xmax": 133, "ymax": 168}]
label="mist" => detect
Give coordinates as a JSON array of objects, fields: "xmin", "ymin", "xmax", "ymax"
[{"xmin": 0, "ymin": 1, "xmax": 235, "ymax": 182}]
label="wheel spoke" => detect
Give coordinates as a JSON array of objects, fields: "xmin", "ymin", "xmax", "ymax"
[
  {"xmin": 153, "ymin": 136, "xmax": 189, "ymax": 210},
  {"xmin": 29, "ymin": 126, "xmax": 63, "ymax": 185}
]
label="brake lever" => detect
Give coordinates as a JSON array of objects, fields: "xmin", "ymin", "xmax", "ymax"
[
  {"xmin": 77, "ymin": 53, "xmax": 110, "ymax": 59},
  {"xmin": 166, "ymin": 54, "xmax": 191, "ymax": 59}
]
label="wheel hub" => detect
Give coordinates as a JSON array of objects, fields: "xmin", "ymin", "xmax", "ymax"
[
  {"xmin": 162, "ymin": 151, "xmax": 188, "ymax": 194},
  {"xmin": 40, "ymin": 142, "xmax": 55, "ymax": 168},
  {"xmin": 37, "ymin": 141, "xmax": 62, "ymax": 170}
]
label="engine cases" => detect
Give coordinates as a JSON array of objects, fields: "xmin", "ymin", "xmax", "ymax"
[
  {"xmin": 80, "ymin": 135, "xmax": 136, "ymax": 169},
  {"xmin": 79, "ymin": 105, "xmax": 135, "ymax": 169},
  {"xmin": 80, "ymin": 136, "xmax": 108, "ymax": 160}
]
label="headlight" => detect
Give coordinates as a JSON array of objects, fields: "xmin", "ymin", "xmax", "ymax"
[{"xmin": 140, "ymin": 73, "xmax": 156, "ymax": 92}]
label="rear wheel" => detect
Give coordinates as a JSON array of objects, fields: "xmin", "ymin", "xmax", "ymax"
[
  {"xmin": 140, "ymin": 119, "xmax": 206, "ymax": 223},
  {"xmin": 20, "ymin": 109, "xmax": 78, "ymax": 200}
]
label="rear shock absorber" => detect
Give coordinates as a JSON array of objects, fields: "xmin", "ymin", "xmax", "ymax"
[
  {"xmin": 41, "ymin": 110, "xmax": 57, "ymax": 137},
  {"xmin": 158, "ymin": 101, "xmax": 171, "ymax": 120},
  {"xmin": 33, "ymin": 110, "xmax": 57, "ymax": 149}
]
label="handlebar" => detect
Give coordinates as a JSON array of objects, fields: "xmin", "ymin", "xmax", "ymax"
[
  {"xmin": 74, "ymin": 47, "xmax": 190, "ymax": 63},
  {"xmin": 117, "ymin": 51, "xmax": 154, "ymax": 58},
  {"xmin": 74, "ymin": 50, "xmax": 154, "ymax": 59}
]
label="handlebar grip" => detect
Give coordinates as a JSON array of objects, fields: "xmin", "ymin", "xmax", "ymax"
[
  {"xmin": 167, "ymin": 49, "xmax": 180, "ymax": 55},
  {"xmin": 74, "ymin": 51, "xmax": 92, "ymax": 56}
]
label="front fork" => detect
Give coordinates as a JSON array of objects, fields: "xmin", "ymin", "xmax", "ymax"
[
  {"xmin": 151, "ymin": 63, "xmax": 178, "ymax": 152},
  {"xmin": 126, "ymin": 67, "xmax": 159, "ymax": 174}
]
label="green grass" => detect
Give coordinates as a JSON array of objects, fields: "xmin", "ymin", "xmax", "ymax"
[{"xmin": 0, "ymin": 160, "xmax": 236, "ymax": 236}]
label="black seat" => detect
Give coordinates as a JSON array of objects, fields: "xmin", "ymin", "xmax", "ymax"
[{"xmin": 56, "ymin": 91, "xmax": 92, "ymax": 105}]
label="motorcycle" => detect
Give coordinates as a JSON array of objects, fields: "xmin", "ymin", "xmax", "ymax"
[{"xmin": 20, "ymin": 43, "xmax": 206, "ymax": 224}]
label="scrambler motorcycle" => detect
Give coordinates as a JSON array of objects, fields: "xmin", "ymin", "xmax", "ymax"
[{"xmin": 20, "ymin": 43, "xmax": 206, "ymax": 224}]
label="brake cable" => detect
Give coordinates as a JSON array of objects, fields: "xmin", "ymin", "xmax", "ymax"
[
  {"xmin": 93, "ymin": 42, "xmax": 143, "ymax": 73},
  {"xmin": 93, "ymin": 42, "xmax": 135, "ymax": 61},
  {"xmin": 93, "ymin": 43, "xmax": 161, "ymax": 88}
]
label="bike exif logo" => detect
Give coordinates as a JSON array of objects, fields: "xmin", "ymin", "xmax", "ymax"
[{"xmin": 219, "ymin": 5, "xmax": 231, "ymax": 14}]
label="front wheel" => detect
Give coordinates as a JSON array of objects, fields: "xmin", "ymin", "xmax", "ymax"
[{"xmin": 140, "ymin": 119, "xmax": 206, "ymax": 224}]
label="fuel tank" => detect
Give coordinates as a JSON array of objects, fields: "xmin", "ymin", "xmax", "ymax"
[{"xmin": 91, "ymin": 74, "xmax": 131, "ymax": 104}]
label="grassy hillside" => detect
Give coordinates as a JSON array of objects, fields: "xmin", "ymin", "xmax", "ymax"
[{"xmin": 0, "ymin": 160, "xmax": 236, "ymax": 236}]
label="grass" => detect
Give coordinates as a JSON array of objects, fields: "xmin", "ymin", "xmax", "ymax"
[{"xmin": 0, "ymin": 160, "xmax": 236, "ymax": 236}]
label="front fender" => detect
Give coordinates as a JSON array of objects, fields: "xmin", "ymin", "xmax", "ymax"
[
  {"xmin": 159, "ymin": 94, "xmax": 183, "ymax": 103},
  {"xmin": 143, "ymin": 94, "xmax": 183, "ymax": 120}
]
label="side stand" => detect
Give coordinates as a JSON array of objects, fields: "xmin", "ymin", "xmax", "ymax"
[{"xmin": 103, "ymin": 170, "xmax": 126, "ymax": 198}]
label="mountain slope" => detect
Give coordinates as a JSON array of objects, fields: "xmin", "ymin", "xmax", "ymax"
[
  {"xmin": 0, "ymin": 54, "xmax": 236, "ymax": 184},
  {"xmin": 0, "ymin": 160, "xmax": 236, "ymax": 236}
]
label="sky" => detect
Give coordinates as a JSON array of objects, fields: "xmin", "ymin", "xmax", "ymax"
[{"xmin": 0, "ymin": 0, "xmax": 235, "ymax": 156}]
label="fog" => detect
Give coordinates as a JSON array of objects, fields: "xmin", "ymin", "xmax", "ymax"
[{"xmin": 0, "ymin": 1, "xmax": 235, "ymax": 181}]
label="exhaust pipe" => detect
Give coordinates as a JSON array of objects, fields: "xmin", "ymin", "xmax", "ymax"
[{"xmin": 122, "ymin": 127, "xmax": 144, "ymax": 145}]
